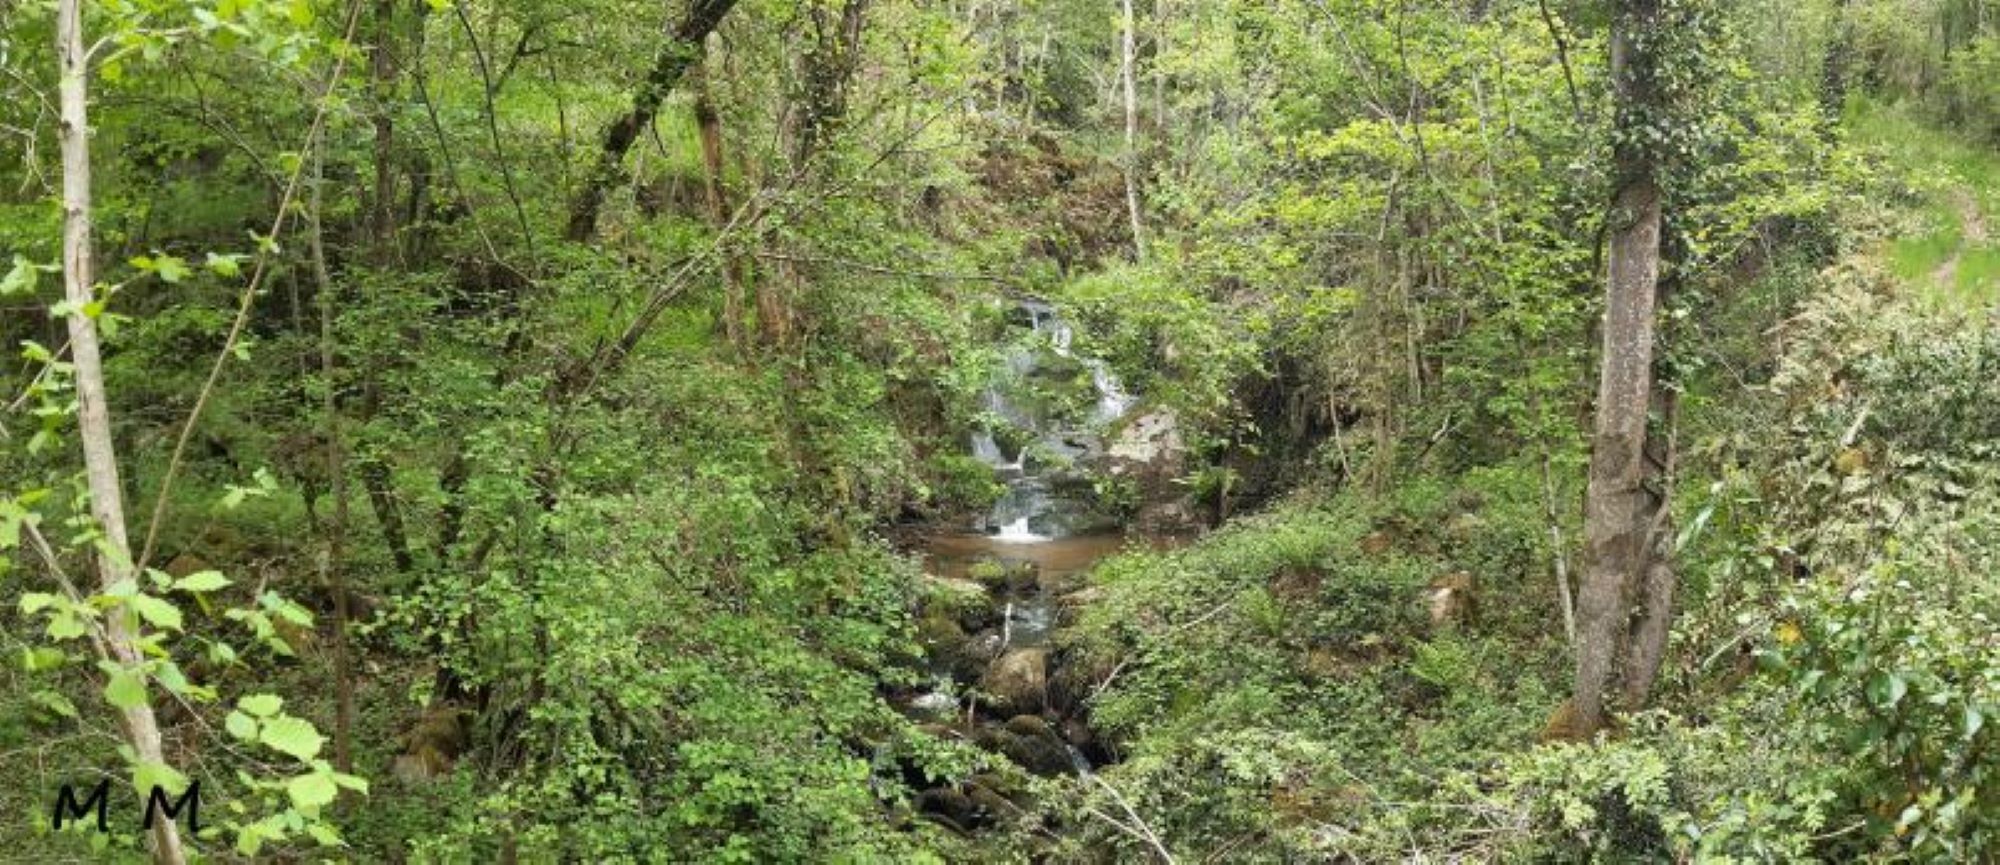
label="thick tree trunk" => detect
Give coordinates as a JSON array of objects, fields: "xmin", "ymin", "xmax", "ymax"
[
  {"xmin": 1573, "ymin": 0, "xmax": 1664, "ymax": 738},
  {"xmin": 55, "ymin": 2, "xmax": 188, "ymax": 861},
  {"xmin": 1120, "ymin": 0, "xmax": 1146, "ymax": 259},
  {"xmin": 564, "ymin": 0, "xmax": 739, "ymax": 243}
]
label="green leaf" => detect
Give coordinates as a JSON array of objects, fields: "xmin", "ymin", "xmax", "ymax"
[
  {"xmin": 129, "ymin": 594, "xmax": 184, "ymax": 631},
  {"xmin": 330, "ymin": 772, "xmax": 368, "ymax": 793},
  {"xmin": 31, "ymin": 690, "xmax": 78, "ymax": 719},
  {"xmin": 152, "ymin": 255, "xmax": 190, "ymax": 284},
  {"xmin": 259, "ymin": 715, "xmax": 324, "ymax": 761},
  {"xmin": 204, "ymin": 253, "xmax": 244, "ymax": 278},
  {"xmin": 239, "ymin": 693, "xmax": 283, "ymax": 717},
  {"xmin": 1967, "ymin": 707, "xmax": 1986, "ymax": 740},
  {"xmin": 286, "ymin": 772, "xmax": 338, "ymax": 809},
  {"xmin": 134, "ymin": 761, "xmax": 189, "ymax": 797},
  {"xmin": 225, "ymin": 710, "xmax": 258, "ymax": 741},
  {"xmin": 104, "ymin": 667, "xmax": 147, "ymax": 710},
  {"xmin": 306, "ymin": 822, "xmax": 343, "ymax": 846},
  {"xmin": 174, "ymin": 570, "xmax": 232, "ymax": 593},
  {"xmin": 21, "ymin": 646, "xmax": 67, "ymax": 671},
  {"xmin": 1, "ymin": 255, "xmax": 36, "ymax": 295},
  {"xmin": 19, "ymin": 592, "xmax": 59, "ymax": 614}
]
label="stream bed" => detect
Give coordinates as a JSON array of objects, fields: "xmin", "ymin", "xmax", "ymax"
[{"xmin": 891, "ymin": 299, "xmax": 1183, "ymax": 835}]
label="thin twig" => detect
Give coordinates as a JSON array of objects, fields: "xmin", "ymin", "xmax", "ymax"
[{"xmin": 135, "ymin": 0, "xmax": 368, "ymax": 573}]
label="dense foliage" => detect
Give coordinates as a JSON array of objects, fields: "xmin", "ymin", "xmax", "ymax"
[{"xmin": 2, "ymin": 0, "xmax": 1994, "ymax": 861}]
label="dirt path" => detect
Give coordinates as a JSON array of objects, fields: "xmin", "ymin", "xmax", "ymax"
[{"xmin": 1931, "ymin": 189, "xmax": 1988, "ymax": 289}]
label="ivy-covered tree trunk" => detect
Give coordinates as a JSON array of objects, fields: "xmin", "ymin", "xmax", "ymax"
[
  {"xmin": 1573, "ymin": 0, "xmax": 1666, "ymax": 738},
  {"xmin": 55, "ymin": 1, "xmax": 188, "ymax": 861},
  {"xmin": 564, "ymin": 0, "xmax": 739, "ymax": 242}
]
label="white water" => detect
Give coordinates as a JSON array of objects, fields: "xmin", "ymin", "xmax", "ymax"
[
  {"xmin": 993, "ymin": 517, "xmax": 1050, "ymax": 543},
  {"xmin": 976, "ymin": 299, "xmax": 1134, "ymax": 544},
  {"xmin": 970, "ymin": 430, "xmax": 1024, "ymax": 472}
]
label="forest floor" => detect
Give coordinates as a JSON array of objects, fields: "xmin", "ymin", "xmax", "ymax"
[{"xmin": 1855, "ymin": 101, "xmax": 2000, "ymax": 307}]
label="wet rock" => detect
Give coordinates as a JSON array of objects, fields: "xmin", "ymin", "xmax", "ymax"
[
  {"xmin": 998, "ymin": 727, "xmax": 1076, "ymax": 777},
  {"xmin": 1046, "ymin": 647, "xmax": 1116, "ymax": 716},
  {"xmin": 965, "ymin": 630, "xmax": 1006, "ymax": 669},
  {"xmin": 1003, "ymin": 714, "xmax": 1054, "ymax": 738},
  {"xmin": 1106, "ymin": 407, "xmax": 1186, "ymax": 492},
  {"xmin": 979, "ymin": 647, "xmax": 1049, "ymax": 716},
  {"xmin": 1133, "ymin": 499, "xmax": 1200, "ymax": 536},
  {"xmin": 916, "ymin": 787, "xmax": 979, "ymax": 831},
  {"xmin": 916, "ymin": 611, "xmax": 981, "ymax": 681},
  {"xmin": 966, "ymin": 783, "xmax": 1020, "ymax": 824}
]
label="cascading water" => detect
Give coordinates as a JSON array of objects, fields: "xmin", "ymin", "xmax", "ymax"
[
  {"xmin": 897, "ymin": 298, "xmax": 1148, "ymax": 794},
  {"xmin": 969, "ymin": 299, "xmax": 1135, "ymax": 543}
]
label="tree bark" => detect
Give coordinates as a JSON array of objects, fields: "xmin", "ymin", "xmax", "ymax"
[
  {"xmin": 692, "ymin": 47, "xmax": 748, "ymax": 348},
  {"xmin": 1573, "ymin": 0, "xmax": 1665, "ymax": 738},
  {"xmin": 56, "ymin": 2, "xmax": 188, "ymax": 861},
  {"xmin": 564, "ymin": 0, "xmax": 740, "ymax": 243},
  {"xmin": 370, "ymin": 0, "xmax": 399, "ymax": 263},
  {"xmin": 1120, "ymin": 0, "xmax": 1146, "ymax": 259},
  {"xmin": 758, "ymin": 0, "xmax": 868, "ymax": 347},
  {"xmin": 307, "ymin": 126, "xmax": 357, "ymax": 774}
]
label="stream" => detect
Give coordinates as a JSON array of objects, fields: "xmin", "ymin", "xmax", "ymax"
[{"xmin": 895, "ymin": 298, "xmax": 1162, "ymax": 834}]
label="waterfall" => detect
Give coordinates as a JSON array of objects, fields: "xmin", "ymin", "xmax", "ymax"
[{"xmin": 974, "ymin": 300, "xmax": 1134, "ymax": 543}]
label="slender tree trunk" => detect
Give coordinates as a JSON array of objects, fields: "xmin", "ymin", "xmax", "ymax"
[
  {"xmin": 1120, "ymin": 0, "xmax": 1146, "ymax": 259},
  {"xmin": 1573, "ymin": 0, "xmax": 1665, "ymax": 738},
  {"xmin": 758, "ymin": 0, "xmax": 867, "ymax": 347},
  {"xmin": 565, "ymin": 0, "xmax": 740, "ymax": 242},
  {"xmin": 692, "ymin": 48, "xmax": 747, "ymax": 348},
  {"xmin": 307, "ymin": 127, "xmax": 357, "ymax": 774},
  {"xmin": 56, "ymin": 3, "xmax": 187, "ymax": 861},
  {"xmin": 370, "ymin": 0, "xmax": 398, "ymax": 263}
]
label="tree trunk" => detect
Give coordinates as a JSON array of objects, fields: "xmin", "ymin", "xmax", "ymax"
[
  {"xmin": 370, "ymin": 0, "xmax": 398, "ymax": 263},
  {"xmin": 1573, "ymin": 0, "xmax": 1665, "ymax": 738},
  {"xmin": 758, "ymin": 0, "xmax": 868, "ymax": 347},
  {"xmin": 307, "ymin": 126, "xmax": 357, "ymax": 774},
  {"xmin": 56, "ymin": 2, "xmax": 188, "ymax": 861},
  {"xmin": 692, "ymin": 47, "xmax": 747, "ymax": 348},
  {"xmin": 1120, "ymin": 0, "xmax": 1146, "ymax": 259},
  {"xmin": 564, "ymin": 0, "xmax": 740, "ymax": 243}
]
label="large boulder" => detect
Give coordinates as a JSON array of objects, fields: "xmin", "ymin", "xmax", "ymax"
[
  {"xmin": 979, "ymin": 647, "xmax": 1049, "ymax": 716},
  {"xmin": 1106, "ymin": 406, "xmax": 1186, "ymax": 495},
  {"xmin": 994, "ymin": 716, "xmax": 1077, "ymax": 777}
]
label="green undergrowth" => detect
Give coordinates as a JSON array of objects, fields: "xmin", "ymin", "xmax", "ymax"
[
  {"xmin": 1057, "ymin": 465, "xmax": 1574, "ymax": 859},
  {"xmin": 1851, "ymin": 100, "xmax": 2000, "ymax": 307}
]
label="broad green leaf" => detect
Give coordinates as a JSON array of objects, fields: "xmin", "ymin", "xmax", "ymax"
[
  {"xmin": 174, "ymin": 570, "xmax": 232, "ymax": 593},
  {"xmin": 31, "ymin": 690, "xmax": 78, "ymax": 718},
  {"xmin": 286, "ymin": 772, "xmax": 338, "ymax": 809},
  {"xmin": 134, "ymin": 760, "xmax": 189, "ymax": 797},
  {"xmin": 205, "ymin": 253, "xmax": 244, "ymax": 278},
  {"xmin": 225, "ymin": 710, "xmax": 258, "ymax": 741},
  {"xmin": 21, "ymin": 646, "xmax": 67, "ymax": 671},
  {"xmin": 105, "ymin": 667, "xmax": 147, "ymax": 710},
  {"xmin": 129, "ymin": 594, "xmax": 184, "ymax": 631},
  {"xmin": 153, "ymin": 255, "xmax": 190, "ymax": 284},
  {"xmin": 19, "ymin": 592, "xmax": 59, "ymax": 614},
  {"xmin": 239, "ymin": 693, "xmax": 283, "ymax": 717},
  {"xmin": 1, "ymin": 255, "xmax": 35, "ymax": 295},
  {"xmin": 259, "ymin": 715, "xmax": 324, "ymax": 761}
]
